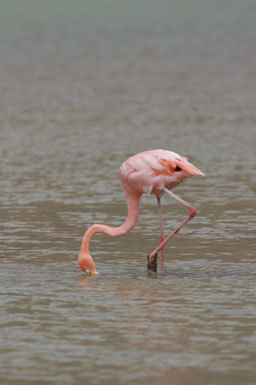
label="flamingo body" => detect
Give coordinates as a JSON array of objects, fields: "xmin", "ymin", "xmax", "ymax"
[
  {"xmin": 120, "ymin": 149, "xmax": 202, "ymax": 196},
  {"xmin": 78, "ymin": 149, "xmax": 204, "ymax": 275}
]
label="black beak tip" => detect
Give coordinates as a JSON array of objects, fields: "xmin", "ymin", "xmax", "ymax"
[{"xmin": 147, "ymin": 253, "xmax": 158, "ymax": 272}]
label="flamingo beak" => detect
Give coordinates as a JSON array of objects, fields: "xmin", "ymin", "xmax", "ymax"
[
  {"xmin": 83, "ymin": 267, "xmax": 99, "ymax": 276},
  {"xmin": 183, "ymin": 162, "xmax": 205, "ymax": 177},
  {"xmin": 89, "ymin": 270, "xmax": 100, "ymax": 276}
]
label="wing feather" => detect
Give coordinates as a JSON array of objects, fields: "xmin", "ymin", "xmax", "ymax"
[{"xmin": 141, "ymin": 154, "xmax": 163, "ymax": 170}]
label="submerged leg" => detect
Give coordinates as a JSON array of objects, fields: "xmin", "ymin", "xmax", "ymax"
[
  {"xmin": 147, "ymin": 196, "xmax": 164, "ymax": 273},
  {"xmin": 148, "ymin": 188, "xmax": 196, "ymax": 263},
  {"xmin": 147, "ymin": 252, "xmax": 158, "ymax": 272},
  {"xmin": 157, "ymin": 196, "xmax": 164, "ymax": 270}
]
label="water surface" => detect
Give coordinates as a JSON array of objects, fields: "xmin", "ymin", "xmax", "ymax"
[{"xmin": 0, "ymin": 1, "xmax": 256, "ymax": 384}]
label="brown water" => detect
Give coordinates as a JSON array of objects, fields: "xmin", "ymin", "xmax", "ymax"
[{"xmin": 0, "ymin": 1, "xmax": 256, "ymax": 384}]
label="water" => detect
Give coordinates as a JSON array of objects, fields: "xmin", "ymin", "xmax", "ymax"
[{"xmin": 0, "ymin": 1, "xmax": 256, "ymax": 384}]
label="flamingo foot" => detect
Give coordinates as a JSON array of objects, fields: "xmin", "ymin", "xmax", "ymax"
[{"xmin": 147, "ymin": 253, "xmax": 158, "ymax": 272}]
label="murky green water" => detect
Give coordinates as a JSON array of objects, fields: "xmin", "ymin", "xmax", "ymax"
[{"xmin": 0, "ymin": 1, "xmax": 256, "ymax": 384}]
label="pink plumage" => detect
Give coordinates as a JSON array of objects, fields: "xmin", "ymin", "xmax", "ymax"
[
  {"xmin": 78, "ymin": 149, "xmax": 204, "ymax": 275},
  {"xmin": 120, "ymin": 149, "xmax": 203, "ymax": 195}
]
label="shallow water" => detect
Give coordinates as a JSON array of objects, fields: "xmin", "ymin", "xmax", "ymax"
[{"xmin": 0, "ymin": 1, "xmax": 256, "ymax": 384}]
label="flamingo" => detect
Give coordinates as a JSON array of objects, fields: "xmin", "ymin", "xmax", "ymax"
[{"xmin": 78, "ymin": 149, "xmax": 204, "ymax": 275}]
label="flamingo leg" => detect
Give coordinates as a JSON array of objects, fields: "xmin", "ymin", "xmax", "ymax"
[
  {"xmin": 148, "ymin": 187, "xmax": 196, "ymax": 263},
  {"xmin": 157, "ymin": 197, "xmax": 164, "ymax": 270}
]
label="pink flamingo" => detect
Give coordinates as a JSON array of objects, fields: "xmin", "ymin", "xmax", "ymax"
[{"xmin": 78, "ymin": 149, "xmax": 204, "ymax": 275}]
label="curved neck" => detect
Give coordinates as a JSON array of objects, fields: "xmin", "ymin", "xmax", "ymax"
[{"xmin": 80, "ymin": 191, "xmax": 142, "ymax": 254}]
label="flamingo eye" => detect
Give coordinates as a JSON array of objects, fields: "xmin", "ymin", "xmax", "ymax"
[{"xmin": 175, "ymin": 165, "xmax": 182, "ymax": 172}]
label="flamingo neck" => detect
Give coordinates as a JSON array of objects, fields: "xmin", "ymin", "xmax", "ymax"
[{"xmin": 80, "ymin": 191, "xmax": 142, "ymax": 254}]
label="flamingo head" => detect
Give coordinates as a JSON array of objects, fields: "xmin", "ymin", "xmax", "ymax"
[{"xmin": 78, "ymin": 252, "xmax": 99, "ymax": 276}]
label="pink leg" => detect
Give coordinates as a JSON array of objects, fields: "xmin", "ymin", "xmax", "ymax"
[
  {"xmin": 149, "ymin": 188, "xmax": 196, "ymax": 262},
  {"xmin": 157, "ymin": 197, "xmax": 164, "ymax": 270}
]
